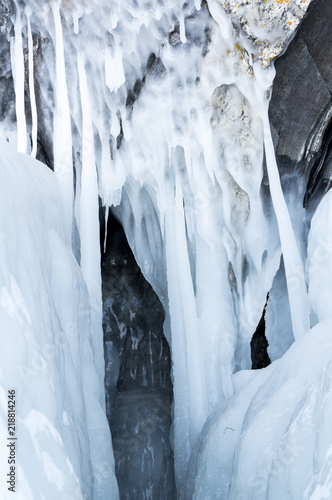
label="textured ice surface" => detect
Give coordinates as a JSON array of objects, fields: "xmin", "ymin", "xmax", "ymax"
[
  {"xmin": 307, "ymin": 189, "xmax": 332, "ymax": 323},
  {"xmin": 0, "ymin": 140, "xmax": 118, "ymax": 499},
  {"xmin": 187, "ymin": 318, "xmax": 332, "ymax": 499}
]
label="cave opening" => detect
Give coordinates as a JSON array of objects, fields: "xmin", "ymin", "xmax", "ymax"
[
  {"xmin": 100, "ymin": 208, "xmax": 176, "ymax": 499},
  {"xmin": 250, "ymin": 294, "xmax": 271, "ymax": 370}
]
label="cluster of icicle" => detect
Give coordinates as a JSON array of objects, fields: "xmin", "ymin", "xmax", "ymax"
[{"xmin": 2, "ymin": 0, "xmax": 324, "ymax": 498}]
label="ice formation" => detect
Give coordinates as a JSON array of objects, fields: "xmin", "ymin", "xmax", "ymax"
[
  {"xmin": 0, "ymin": 140, "xmax": 118, "ymax": 499},
  {"xmin": 3, "ymin": 0, "xmax": 332, "ymax": 498}
]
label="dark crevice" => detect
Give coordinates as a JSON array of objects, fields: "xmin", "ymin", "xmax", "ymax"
[
  {"xmin": 250, "ymin": 294, "xmax": 271, "ymax": 370},
  {"xmin": 100, "ymin": 209, "xmax": 175, "ymax": 500}
]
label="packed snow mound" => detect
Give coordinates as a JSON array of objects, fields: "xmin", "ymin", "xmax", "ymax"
[
  {"xmin": 187, "ymin": 318, "xmax": 332, "ymax": 499},
  {"xmin": 0, "ymin": 140, "xmax": 118, "ymax": 500}
]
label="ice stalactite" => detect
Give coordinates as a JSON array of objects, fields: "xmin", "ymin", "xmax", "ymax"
[
  {"xmin": 11, "ymin": 3, "xmax": 27, "ymax": 154},
  {"xmin": 27, "ymin": 12, "xmax": 37, "ymax": 159},
  {"xmin": 164, "ymin": 176, "xmax": 210, "ymax": 482},
  {"xmin": 52, "ymin": 1, "xmax": 74, "ymax": 236},
  {"xmin": 77, "ymin": 52, "xmax": 105, "ymax": 399},
  {"xmin": 261, "ymin": 105, "xmax": 310, "ymax": 339}
]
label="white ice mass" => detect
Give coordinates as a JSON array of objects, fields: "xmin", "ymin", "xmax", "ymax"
[
  {"xmin": 1, "ymin": 0, "xmax": 332, "ymax": 498},
  {"xmin": 0, "ymin": 141, "xmax": 118, "ymax": 499}
]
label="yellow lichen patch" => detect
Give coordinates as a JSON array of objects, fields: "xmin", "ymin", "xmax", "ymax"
[
  {"xmin": 235, "ymin": 43, "xmax": 246, "ymax": 60},
  {"xmin": 218, "ymin": 0, "xmax": 313, "ymax": 68}
]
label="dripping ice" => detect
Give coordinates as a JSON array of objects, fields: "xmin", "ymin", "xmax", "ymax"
[{"xmin": 2, "ymin": 0, "xmax": 332, "ymax": 499}]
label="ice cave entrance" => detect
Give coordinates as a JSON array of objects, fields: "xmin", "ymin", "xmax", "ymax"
[{"xmin": 100, "ymin": 210, "xmax": 176, "ymax": 499}]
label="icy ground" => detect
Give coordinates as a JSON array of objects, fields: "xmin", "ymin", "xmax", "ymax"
[{"xmin": 2, "ymin": 0, "xmax": 332, "ymax": 499}]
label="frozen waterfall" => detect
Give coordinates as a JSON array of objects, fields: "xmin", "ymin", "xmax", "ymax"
[{"xmin": 2, "ymin": 0, "xmax": 332, "ymax": 498}]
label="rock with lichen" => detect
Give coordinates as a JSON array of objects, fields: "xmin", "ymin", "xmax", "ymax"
[{"xmin": 215, "ymin": 0, "xmax": 313, "ymax": 66}]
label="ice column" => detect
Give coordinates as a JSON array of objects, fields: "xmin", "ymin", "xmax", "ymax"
[
  {"xmin": 165, "ymin": 174, "xmax": 209, "ymax": 489},
  {"xmin": 27, "ymin": 12, "xmax": 37, "ymax": 159},
  {"xmin": 77, "ymin": 52, "xmax": 104, "ymax": 392},
  {"xmin": 77, "ymin": 51, "xmax": 119, "ymax": 500},
  {"xmin": 52, "ymin": 2, "xmax": 74, "ymax": 235},
  {"xmin": 11, "ymin": 4, "xmax": 27, "ymax": 154}
]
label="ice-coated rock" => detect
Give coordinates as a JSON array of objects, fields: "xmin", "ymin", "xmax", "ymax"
[{"xmin": 215, "ymin": 0, "xmax": 313, "ymax": 66}]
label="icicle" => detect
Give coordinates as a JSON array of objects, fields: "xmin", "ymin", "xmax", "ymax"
[
  {"xmin": 27, "ymin": 13, "xmax": 37, "ymax": 159},
  {"xmin": 77, "ymin": 52, "xmax": 104, "ymax": 387},
  {"xmin": 52, "ymin": 2, "xmax": 73, "ymax": 235},
  {"xmin": 104, "ymin": 206, "xmax": 109, "ymax": 254},
  {"xmin": 73, "ymin": 13, "xmax": 79, "ymax": 35},
  {"xmin": 11, "ymin": 3, "xmax": 27, "ymax": 154},
  {"xmin": 179, "ymin": 11, "xmax": 187, "ymax": 44},
  {"xmin": 77, "ymin": 52, "xmax": 117, "ymax": 499},
  {"xmin": 262, "ymin": 110, "xmax": 310, "ymax": 339},
  {"xmin": 165, "ymin": 171, "xmax": 209, "ymax": 495},
  {"xmin": 195, "ymin": 0, "xmax": 201, "ymax": 10},
  {"xmin": 105, "ymin": 46, "xmax": 125, "ymax": 93}
]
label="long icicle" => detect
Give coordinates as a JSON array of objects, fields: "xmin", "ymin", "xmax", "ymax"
[
  {"xmin": 27, "ymin": 12, "xmax": 37, "ymax": 158},
  {"xmin": 52, "ymin": 2, "xmax": 73, "ymax": 235},
  {"xmin": 262, "ymin": 109, "xmax": 310, "ymax": 339},
  {"xmin": 77, "ymin": 52, "xmax": 104, "ymax": 392},
  {"xmin": 12, "ymin": 3, "xmax": 27, "ymax": 154}
]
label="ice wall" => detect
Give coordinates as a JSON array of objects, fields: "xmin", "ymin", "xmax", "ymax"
[
  {"xmin": 186, "ymin": 317, "xmax": 332, "ymax": 499},
  {"xmin": 0, "ymin": 0, "xmax": 318, "ymax": 497},
  {"xmin": 0, "ymin": 139, "xmax": 118, "ymax": 499},
  {"xmin": 187, "ymin": 187, "xmax": 332, "ymax": 496}
]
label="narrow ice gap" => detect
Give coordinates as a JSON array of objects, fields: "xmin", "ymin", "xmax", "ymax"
[
  {"xmin": 12, "ymin": 3, "xmax": 27, "ymax": 154},
  {"xmin": 27, "ymin": 13, "xmax": 37, "ymax": 159},
  {"xmin": 105, "ymin": 46, "xmax": 125, "ymax": 93}
]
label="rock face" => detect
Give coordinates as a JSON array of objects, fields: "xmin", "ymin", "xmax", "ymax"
[
  {"xmin": 269, "ymin": 0, "xmax": 332, "ymax": 206},
  {"xmin": 217, "ymin": 0, "xmax": 312, "ymax": 67},
  {"xmin": 102, "ymin": 214, "xmax": 175, "ymax": 499},
  {"xmin": 111, "ymin": 392, "xmax": 174, "ymax": 500}
]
